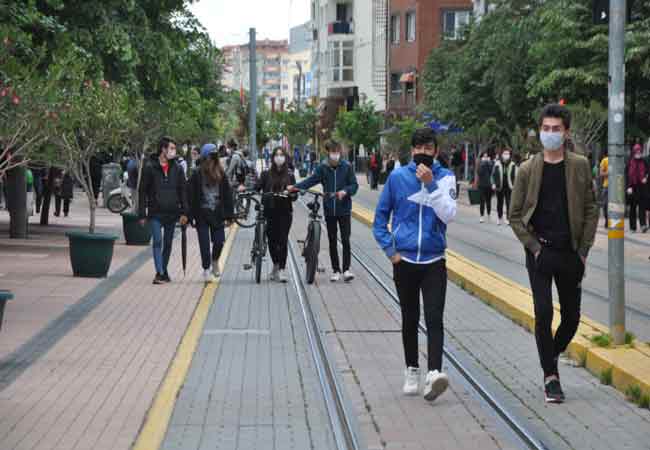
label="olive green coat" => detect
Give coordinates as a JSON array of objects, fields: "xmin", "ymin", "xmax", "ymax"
[{"xmin": 509, "ymin": 151, "xmax": 599, "ymax": 258}]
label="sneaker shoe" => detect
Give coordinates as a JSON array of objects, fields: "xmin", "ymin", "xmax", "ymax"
[
  {"xmin": 153, "ymin": 273, "xmax": 165, "ymax": 285},
  {"xmin": 642, "ymin": 226, "xmax": 649, "ymax": 234},
  {"xmin": 403, "ymin": 367, "xmax": 420, "ymax": 396},
  {"xmin": 278, "ymin": 269, "xmax": 288, "ymax": 283},
  {"xmin": 330, "ymin": 272, "xmax": 341, "ymax": 282},
  {"xmin": 202, "ymin": 269, "xmax": 216, "ymax": 283},
  {"xmin": 162, "ymin": 273, "xmax": 171, "ymax": 283},
  {"xmin": 505, "ymin": 219, "xmax": 510, "ymax": 226},
  {"xmin": 212, "ymin": 260, "xmax": 221, "ymax": 278},
  {"xmin": 423, "ymin": 370, "xmax": 449, "ymax": 402},
  {"xmin": 497, "ymin": 218, "xmax": 502, "ymax": 226},
  {"xmin": 479, "ymin": 216, "xmax": 485, "ymax": 223},
  {"xmin": 544, "ymin": 377, "xmax": 565, "ymax": 403},
  {"xmin": 343, "ymin": 270, "xmax": 355, "ymax": 282},
  {"xmin": 270, "ymin": 264, "xmax": 279, "ymax": 281}
]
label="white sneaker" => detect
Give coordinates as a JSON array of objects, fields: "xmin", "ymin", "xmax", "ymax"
[
  {"xmin": 278, "ymin": 269, "xmax": 288, "ymax": 283},
  {"xmin": 479, "ymin": 216, "xmax": 485, "ymax": 223},
  {"xmin": 202, "ymin": 269, "xmax": 216, "ymax": 283},
  {"xmin": 423, "ymin": 370, "xmax": 449, "ymax": 402},
  {"xmin": 330, "ymin": 272, "xmax": 341, "ymax": 282},
  {"xmin": 211, "ymin": 264, "xmax": 220, "ymax": 278},
  {"xmin": 270, "ymin": 264, "xmax": 279, "ymax": 281},
  {"xmin": 497, "ymin": 218, "xmax": 502, "ymax": 226},
  {"xmin": 403, "ymin": 367, "xmax": 420, "ymax": 395},
  {"xmin": 505, "ymin": 219, "xmax": 510, "ymax": 226},
  {"xmin": 343, "ymin": 270, "xmax": 355, "ymax": 282}
]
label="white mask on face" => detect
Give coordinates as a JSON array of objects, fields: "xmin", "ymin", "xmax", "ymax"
[
  {"xmin": 329, "ymin": 153, "xmax": 341, "ymax": 163},
  {"xmin": 274, "ymin": 155, "xmax": 286, "ymax": 166},
  {"xmin": 634, "ymin": 153, "xmax": 642, "ymax": 159},
  {"xmin": 502, "ymin": 153, "xmax": 511, "ymax": 162},
  {"xmin": 540, "ymin": 131, "xmax": 565, "ymax": 151}
]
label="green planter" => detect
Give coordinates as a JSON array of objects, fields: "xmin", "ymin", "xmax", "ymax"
[
  {"xmin": 121, "ymin": 212, "xmax": 151, "ymax": 246},
  {"xmin": 66, "ymin": 231, "xmax": 118, "ymax": 278},
  {"xmin": 0, "ymin": 290, "xmax": 13, "ymax": 331},
  {"xmin": 468, "ymin": 188, "xmax": 481, "ymax": 206}
]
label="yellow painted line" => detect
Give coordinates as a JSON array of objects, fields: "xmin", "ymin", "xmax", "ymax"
[
  {"xmin": 351, "ymin": 202, "xmax": 650, "ymax": 398},
  {"xmin": 133, "ymin": 225, "xmax": 239, "ymax": 450}
]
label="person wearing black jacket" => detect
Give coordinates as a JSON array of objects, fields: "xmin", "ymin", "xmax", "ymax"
[
  {"xmin": 477, "ymin": 152, "xmax": 494, "ymax": 223},
  {"xmin": 54, "ymin": 170, "xmax": 74, "ymax": 217},
  {"xmin": 256, "ymin": 147, "xmax": 297, "ymax": 282},
  {"xmin": 188, "ymin": 144, "xmax": 234, "ymax": 283},
  {"xmin": 138, "ymin": 137, "xmax": 189, "ymax": 285}
]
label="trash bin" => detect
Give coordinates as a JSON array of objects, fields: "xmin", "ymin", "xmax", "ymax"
[{"xmin": 101, "ymin": 163, "xmax": 122, "ymax": 208}]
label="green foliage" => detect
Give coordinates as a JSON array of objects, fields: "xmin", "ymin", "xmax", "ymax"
[
  {"xmin": 639, "ymin": 394, "xmax": 650, "ymax": 409},
  {"xmin": 600, "ymin": 367, "xmax": 613, "ymax": 386},
  {"xmin": 591, "ymin": 333, "xmax": 612, "ymax": 348},
  {"xmin": 334, "ymin": 101, "xmax": 382, "ymax": 152},
  {"xmin": 276, "ymin": 103, "xmax": 318, "ymax": 149},
  {"xmin": 383, "ymin": 117, "xmax": 423, "ymax": 164},
  {"xmin": 625, "ymin": 385, "xmax": 642, "ymax": 403}
]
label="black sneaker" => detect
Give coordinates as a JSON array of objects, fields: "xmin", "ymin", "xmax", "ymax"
[
  {"xmin": 153, "ymin": 273, "xmax": 165, "ymax": 285},
  {"xmin": 162, "ymin": 273, "xmax": 171, "ymax": 283},
  {"xmin": 544, "ymin": 378, "xmax": 565, "ymax": 403}
]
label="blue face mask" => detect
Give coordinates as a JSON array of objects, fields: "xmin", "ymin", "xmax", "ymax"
[{"xmin": 540, "ymin": 131, "xmax": 565, "ymax": 151}]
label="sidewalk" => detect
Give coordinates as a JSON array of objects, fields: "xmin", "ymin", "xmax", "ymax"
[{"xmin": 0, "ymin": 195, "xmax": 220, "ymax": 450}]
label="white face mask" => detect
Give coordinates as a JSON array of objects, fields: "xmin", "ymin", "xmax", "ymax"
[
  {"xmin": 329, "ymin": 153, "xmax": 341, "ymax": 163},
  {"xmin": 502, "ymin": 153, "xmax": 511, "ymax": 162},
  {"xmin": 274, "ymin": 155, "xmax": 286, "ymax": 166},
  {"xmin": 540, "ymin": 131, "xmax": 565, "ymax": 151},
  {"xmin": 634, "ymin": 153, "xmax": 642, "ymax": 159}
]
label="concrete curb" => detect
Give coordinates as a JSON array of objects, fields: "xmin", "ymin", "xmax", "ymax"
[{"xmin": 350, "ymin": 204, "xmax": 650, "ymax": 400}]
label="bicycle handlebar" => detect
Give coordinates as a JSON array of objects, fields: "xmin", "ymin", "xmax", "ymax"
[{"xmin": 298, "ymin": 190, "xmax": 335, "ymax": 198}]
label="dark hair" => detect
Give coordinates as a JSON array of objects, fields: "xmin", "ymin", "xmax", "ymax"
[
  {"xmin": 218, "ymin": 144, "xmax": 227, "ymax": 157},
  {"xmin": 411, "ymin": 128, "xmax": 438, "ymax": 149},
  {"xmin": 269, "ymin": 147, "xmax": 290, "ymax": 192},
  {"xmin": 325, "ymin": 140, "xmax": 340, "ymax": 152},
  {"xmin": 201, "ymin": 153, "xmax": 224, "ymax": 186},
  {"xmin": 158, "ymin": 136, "xmax": 175, "ymax": 155},
  {"xmin": 539, "ymin": 104, "xmax": 571, "ymax": 130},
  {"xmin": 227, "ymin": 139, "xmax": 237, "ymax": 149}
]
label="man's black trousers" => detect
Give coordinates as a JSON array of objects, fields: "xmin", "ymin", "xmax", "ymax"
[
  {"xmin": 393, "ymin": 259, "xmax": 447, "ymax": 372},
  {"xmin": 525, "ymin": 248, "xmax": 584, "ymax": 378}
]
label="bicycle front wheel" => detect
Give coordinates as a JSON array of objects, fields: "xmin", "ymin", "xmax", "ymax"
[
  {"xmin": 235, "ymin": 195, "xmax": 258, "ymax": 228},
  {"xmin": 254, "ymin": 221, "xmax": 265, "ymax": 284},
  {"xmin": 305, "ymin": 221, "xmax": 320, "ymax": 284}
]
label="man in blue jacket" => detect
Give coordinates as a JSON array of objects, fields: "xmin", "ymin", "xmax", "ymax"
[
  {"xmin": 291, "ymin": 140, "xmax": 359, "ymax": 282},
  {"xmin": 373, "ymin": 128, "xmax": 457, "ymax": 402}
]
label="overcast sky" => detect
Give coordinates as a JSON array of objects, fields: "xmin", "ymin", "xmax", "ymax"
[{"xmin": 189, "ymin": 0, "xmax": 310, "ymax": 48}]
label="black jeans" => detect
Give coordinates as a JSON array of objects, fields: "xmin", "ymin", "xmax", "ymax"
[
  {"xmin": 628, "ymin": 188, "xmax": 647, "ymax": 231},
  {"xmin": 496, "ymin": 188, "xmax": 511, "ymax": 220},
  {"xmin": 479, "ymin": 187, "xmax": 493, "ymax": 217},
  {"xmin": 393, "ymin": 260, "xmax": 447, "ymax": 372},
  {"xmin": 325, "ymin": 215, "xmax": 351, "ymax": 273},
  {"xmin": 54, "ymin": 196, "xmax": 70, "ymax": 216},
  {"xmin": 526, "ymin": 247, "xmax": 584, "ymax": 378},
  {"xmin": 267, "ymin": 211, "xmax": 292, "ymax": 270},
  {"xmin": 196, "ymin": 220, "xmax": 225, "ymax": 270}
]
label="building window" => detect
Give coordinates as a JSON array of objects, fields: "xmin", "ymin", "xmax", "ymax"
[
  {"xmin": 406, "ymin": 12, "xmax": 416, "ymax": 42},
  {"xmin": 443, "ymin": 10, "xmax": 470, "ymax": 40},
  {"xmin": 329, "ymin": 41, "xmax": 354, "ymax": 82},
  {"xmin": 390, "ymin": 73, "xmax": 402, "ymax": 95},
  {"xmin": 390, "ymin": 14, "xmax": 400, "ymax": 45}
]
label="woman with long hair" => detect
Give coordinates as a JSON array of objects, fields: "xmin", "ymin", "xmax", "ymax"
[
  {"xmin": 256, "ymin": 147, "xmax": 297, "ymax": 282},
  {"xmin": 188, "ymin": 144, "xmax": 234, "ymax": 283}
]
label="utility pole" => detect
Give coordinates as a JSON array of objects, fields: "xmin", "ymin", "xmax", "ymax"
[
  {"xmin": 607, "ymin": 0, "xmax": 626, "ymax": 345},
  {"xmin": 296, "ymin": 61, "xmax": 303, "ymax": 112},
  {"xmin": 249, "ymin": 28, "xmax": 258, "ymax": 165}
]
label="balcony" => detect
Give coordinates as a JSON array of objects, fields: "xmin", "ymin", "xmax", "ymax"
[{"xmin": 328, "ymin": 21, "xmax": 353, "ymax": 35}]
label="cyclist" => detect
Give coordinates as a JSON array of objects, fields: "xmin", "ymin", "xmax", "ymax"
[
  {"xmin": 188, "ymin": 144, "xmax": 234, "ymax": 283},
  {"xmin": 290, "ymin": 140, "xmax": 359, "ymax": 282},
  {"xmin": 255, "ymin": 147, "xmax": 297, "ymax": 282},
  {"xmin": 373, "ymin": 128, "xmax": 457, "ymax": 402}
]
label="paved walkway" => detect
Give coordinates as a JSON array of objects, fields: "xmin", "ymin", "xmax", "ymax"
[
  {"xmin": 162, "ymin": 227, "xmax": 337, "ymax": 450},
  {"xmin": 0, "ymin": 195, "xmax": 217, "ymax": 450}
]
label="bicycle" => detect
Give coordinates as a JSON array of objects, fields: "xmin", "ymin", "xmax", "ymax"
[
  {"xmin": 240, "ymin": 190, "xmax": 289, "ymax": 284},
  {"xmin": 234, "ymin": 189, "xmax": 256, "ymax": 228},
  {"xmin": 297, "ymin": 191, "xmax": 333, "ymax": 284}
]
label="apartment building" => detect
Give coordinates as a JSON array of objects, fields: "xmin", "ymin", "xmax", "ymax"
[
  {"xmin": 287, "ymin": 22, "xmax": 313, "ymax": 107},
  {"xmin": 388, "ymin": 0, "xmax": 473, "ymax": 117},
  {"xmin": 221, "ymin": 39, "xmax": 290, "ymax": 107},
  {"xmin": 311, "ymin": 0, "xmax": 388, "ymax": 132}
]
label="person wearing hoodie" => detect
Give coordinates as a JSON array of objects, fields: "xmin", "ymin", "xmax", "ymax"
[
  {"xmin": 188, "ymin": 144, "xmax": 234, "ymax": 283},
  {"xmin": 491, "ymin": 149, "xmax": 517, "ymax": 226},
  {"xmin": 290, "ymin": 140, "xmax": 359, "ymax": 282},
  {"xmin": 138, "ymin": 136, "xmax": 189, "ymax": 285},
  {"xmin": 477, "ymin": 152, "xmax": 494, "ymax": 223},
  {"xmin": 373, "ymin": 127, "xmax": 457, "ymax": 403},
  {"xmin": 626, "ymin": 144, "xmax": 649, "ymax": 233}
]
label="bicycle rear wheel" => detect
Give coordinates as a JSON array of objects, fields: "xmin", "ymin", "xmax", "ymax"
[
  {"xmin": 305, "ymin": 221, "xmax": 320, "ymax": 284},
  {"xmin": 235, "ymin": 195, "xmax": 258, "ymax": 228},
  {"xmin": 254, "ymin": 221, "xmax": 265, "ymax": 284}
]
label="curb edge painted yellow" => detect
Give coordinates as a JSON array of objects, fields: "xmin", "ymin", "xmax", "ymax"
[
  {"xmin": 132, "ymin": 225, "xmax": 239, "ymax": 450},
  {"xmin": 351, "ymin": 203, "xmax": 650, "ymax": 397}
]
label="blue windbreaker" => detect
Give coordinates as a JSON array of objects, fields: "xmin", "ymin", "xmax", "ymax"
[
  {"xmin": 373, "ymin": 161, "xmax": 457, "ymax": 263},
  {"xmin": 295, "ymin": 160, "xmax": 359, "ymax": 217}
]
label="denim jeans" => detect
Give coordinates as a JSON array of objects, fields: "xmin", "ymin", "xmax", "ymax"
[
  {"xmin": 150, "ymin": 217, "xmax": 176, "ymax": 275},
  {"xmin": 196, "ymin": 222, "xmax": 225, "ymax": 270}
]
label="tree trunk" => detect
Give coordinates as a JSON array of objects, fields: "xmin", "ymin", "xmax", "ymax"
[
  {"xmin": 89, "ymin": 192, "xmax": 96, "ymax": 234},
  {"xmin": 7, "ymin": 164, "xmax": 28, "ymax": 238}
]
